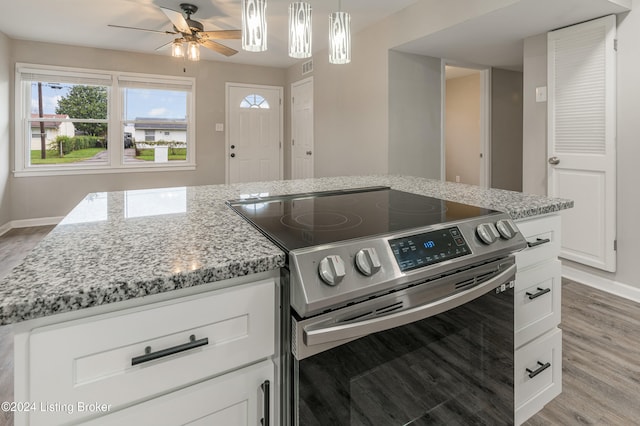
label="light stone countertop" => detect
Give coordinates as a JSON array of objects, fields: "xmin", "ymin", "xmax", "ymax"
[{"xmin": 0, "ymin": 175, "xmax": 573, "ymax": 325}]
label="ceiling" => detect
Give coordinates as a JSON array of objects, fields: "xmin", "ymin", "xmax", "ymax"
[
  {"xmin": 0, "ymin": 0, "xmax": 418, "ymax": 68},
  {"xmin": 396, "ymin": 0, "xmax": 631, "ymax": 71},
  {"xmin": 0, "ymin": 0, "xmax": 631, "ymax": 70}
]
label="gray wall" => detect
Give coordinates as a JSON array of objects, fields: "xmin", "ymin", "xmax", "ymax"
[
  {"xmin": 388, "ymin": 51, "xmax": 442, "ymax": 179},
  {"xmin": 522, "ymin": 34, "xmax": 548, "ymax": 195},
  {"xmin": 8, "ymin": 40, "xmax": 286, "ymax": 220},
  {"xmin": 446, "ymin": 73, "xmax": 481, "ymax": 185},
  {"xmin": 491, "ymin": 68, "xmax": 523, "ymax": 191},
  {"xmin": 284, "ymin": 0, "xmax": 520, "ymax": 179},
  {"xmin": 521, "ymin": 5, "xmax": 640, "ymax": 291},
  {"xmin": 0, "ymin": 31, "xmax": 10, "ymax": 227}
]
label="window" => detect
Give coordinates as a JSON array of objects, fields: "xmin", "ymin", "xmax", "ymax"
[
  {"xmin": 15, "ymin": 64, "xmax": 195, "ymax": 176},
  {"xmin": 240, "ymin": 94, "xmax": 270, "ymax": 109}
]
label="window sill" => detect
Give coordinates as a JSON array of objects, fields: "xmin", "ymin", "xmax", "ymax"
[{"xmin": 13, "ymin": 163, "xmax": 197, "ymax": 177}]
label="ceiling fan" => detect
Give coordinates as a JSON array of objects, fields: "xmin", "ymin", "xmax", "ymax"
[{"xmin": 108, "ymin": 3, "xmax": 241, "ymax": 57}]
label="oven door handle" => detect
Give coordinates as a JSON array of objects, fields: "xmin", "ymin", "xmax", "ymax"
[{"xmin": 303, "ymin": 263, "xmax": 516, "ymax": 347}]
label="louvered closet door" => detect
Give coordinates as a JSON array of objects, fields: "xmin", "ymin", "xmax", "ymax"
[{"xmin": 547, "ymin": 15, "xmax": 616, "ymax": 272}]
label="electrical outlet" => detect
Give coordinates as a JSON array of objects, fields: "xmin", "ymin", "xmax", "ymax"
[{"xmin": 215, "ymin": 123, "xmax": 224, "ymax": 132}]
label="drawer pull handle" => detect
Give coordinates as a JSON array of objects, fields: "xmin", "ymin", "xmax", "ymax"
[
  {"xmin": 526, "ymin": 361, "xmax": 551, "ymax": 379},
  {"xmin": 260, "ymin": 380, "xmax": 270, "ymax": 426},
  {"xmin": 526, "ymin": 287, "xmax": 551, "ymax": 300},
  {"xmin": 527, "ymin": 237, "xmax": 551, "ymax": 248},
  {"xmin": 131, "ymin": 334, "xmax": 209, "ymax": 366}
]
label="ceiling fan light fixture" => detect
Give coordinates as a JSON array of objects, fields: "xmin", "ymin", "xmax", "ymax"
[
  {"xmin": 329, "ymin": 11, "xmax": 350, "ymax": 64},
  {"xmin": 171, "ymin": 39, "xmax": 185, "ymax": 58},
  {"xmin": 187, "ymin": 41, "xmax": 200, "ymax": 61},
  {"xmin": 288, "ymin": 2, "xmax": 312, "ymax": 59},
  {"xmin": 242, "ymin": 0, "xmax": 267, "ymax": 52}
]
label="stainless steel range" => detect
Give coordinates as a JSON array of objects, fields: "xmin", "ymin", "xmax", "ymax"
[{"xmin": 228, "ymin": 186, "xmax": 527, "ymax": 425}]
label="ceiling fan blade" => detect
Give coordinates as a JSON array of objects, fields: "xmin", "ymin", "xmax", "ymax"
[
  {"xmin": 200, "ymin": 39, "xmax": 238, "ymax": 57},
  {"xmin": 160, "ymin": 7, "xmax": 192, "ymax": 35},
  {"xmin": 155, "ymin": 39, "xmax": 178, "ymax": 51},
  {"xmin": 199, "ymin": 30, "xmax": 242, "ymax": 40},
  {"xmin": 108, "ymin": 24, "xmax": 176, "ymax": 35}
]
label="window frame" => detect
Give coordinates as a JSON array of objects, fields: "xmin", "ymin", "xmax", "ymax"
[{"xmin": 14, "ymin": 63, "xmax": 196, "ymax": 177}]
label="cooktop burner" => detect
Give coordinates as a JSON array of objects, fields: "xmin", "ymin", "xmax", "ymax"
[{"xmin": 228, "ymin": 187, "xmax": 496, "ymax": 251}]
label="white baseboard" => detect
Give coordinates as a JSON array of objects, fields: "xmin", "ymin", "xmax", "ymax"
[
  {"xmin": 0, "ymin": 217, "xmax": 63, "ymax": 236},
  {"xmin": 562, "ymin": 264, "xmax": 640, "ymax": 303},
  {"xmin": 0, "ymin": 221, "xmax": 11, "ymax": 237}
]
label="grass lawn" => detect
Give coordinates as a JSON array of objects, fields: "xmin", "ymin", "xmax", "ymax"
[
  {"xmin": 136, "ymin": 148, "xmax": 187, "ymax": 161},
  {"xmin": 31, "ymin": 148, "xmax": 106, "ymax": 164}
]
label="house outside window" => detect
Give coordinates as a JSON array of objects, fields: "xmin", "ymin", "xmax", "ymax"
[
  {"xmin": 144, "ymin": 130, "xmax": 155, "ymax": 142},
  {"xmin": 14, "ymin": 63, "xmax": 195, "ymax": 176}
]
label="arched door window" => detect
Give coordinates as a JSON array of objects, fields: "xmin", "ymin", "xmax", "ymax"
[{"xmin": 240, "ymin": 94, "xmax": 270, "ymax": 109}]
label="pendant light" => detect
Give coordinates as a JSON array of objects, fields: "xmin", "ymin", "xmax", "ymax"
[
  {"xmin": 242, "ymin": 0, "xmax": 267, "ymax": 52},
  {"xmin": 186, "ymin": 41, "xmax": 200, "ymax": 61},
  {"xmin": 289, "ymin": 2, "xmax": 312, "ymax": 58},
  {"xmin": 329, "ymin": 1, "xmax": 350, "ymax": 64}
]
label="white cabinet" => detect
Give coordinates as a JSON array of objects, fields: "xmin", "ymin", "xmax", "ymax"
[
  {"xmin": 83, "ymin": 360, "xmax": 274, "ymax": 426},
  {"xmin": 14, "ymin": 275, "xmax": 278, "ymax": 426},
  {"xmin": 514, "ymin": 214, "xmax": 563, "ymax": 425}
]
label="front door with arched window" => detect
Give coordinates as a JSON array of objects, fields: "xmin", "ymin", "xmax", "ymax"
[{"xmin": 226, "ymin": 83, "xmax": 283, "ymax": 184}]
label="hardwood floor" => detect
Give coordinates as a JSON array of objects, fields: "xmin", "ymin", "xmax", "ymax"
[{"xmin": 0, "ymin": 227, "xmax": 638, "ymax": 425}]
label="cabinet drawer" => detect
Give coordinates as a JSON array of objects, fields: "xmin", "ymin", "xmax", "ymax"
[
  {"xmin": 515, "ymin": 260, "xmax": 561, "ymax": 347},
  {"xmin": 515, "ymin": 328, "xmax": 562, "ymax": 425},
  {"xmin": 84, "ymin": 359, "xmax": 275, "ymax": 426},
  {"xmin": 515, "ymin": 215, "xmax": 561, "ymax": 270},
  {"xmin": 27, "ymin": 279, "xmax": 276, "ymax": 426}
]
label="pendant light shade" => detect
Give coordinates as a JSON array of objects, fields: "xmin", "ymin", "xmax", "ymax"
[
  {"xmin": 242, "ymin": 0, "xmax": 267, "ymax": 52},
  {"xmin": 289, "ymin": 2, "xmax": 312, "ymax": 58},
  {"xmin": 171, "ymin": 39, "xmax": 185, "ymax": 58},
  {"xmin": 186, "ymin": 41, "xmax": 200, "ymax": 61},
  {"xmin": 329, "ymin": 11, "xmax": 351, "ymax": 64}
]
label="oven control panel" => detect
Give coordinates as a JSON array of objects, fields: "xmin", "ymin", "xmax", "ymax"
[
  {"xmin": 388, "ymin": 227, "xmax": 471, "ymax": 272},
  {"xmin": 289, "ymin": 214, "xmax": 527, "ymax": 318}
]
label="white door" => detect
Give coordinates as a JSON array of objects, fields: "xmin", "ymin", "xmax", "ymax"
[
  {"xmin": 291, "ymin": 77, "xmax": 314, "ymax": 179},
  {"xmin": 227, "ymin": 84, "xmax": 283, "ymax": 184},
  {"xmin": 547, "ymin": 15, "xmax": 616, "ymax": 272}
]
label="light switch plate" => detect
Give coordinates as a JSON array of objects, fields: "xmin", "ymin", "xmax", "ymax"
[
  {"xmin": 535, "ymin": 86, "xmax": 547, "ymax": 103},
  {"xmin": 215, "ymin": 123, "xmax": 224, "ymax": 132}
]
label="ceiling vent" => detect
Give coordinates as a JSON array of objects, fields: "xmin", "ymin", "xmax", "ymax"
[{"xmin": 302, "ymin": 59, "xmax": 313, "ymax": 75}]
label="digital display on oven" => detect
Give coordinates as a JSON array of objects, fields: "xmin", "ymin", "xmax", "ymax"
[{"xmin": 388, "ymin": 227, "xmax": 471, "ymax": 272}]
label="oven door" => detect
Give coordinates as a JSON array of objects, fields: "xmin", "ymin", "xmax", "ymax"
[{"xmin": 290, "ymin": 259, "xmax": 515, "ymax": 425}]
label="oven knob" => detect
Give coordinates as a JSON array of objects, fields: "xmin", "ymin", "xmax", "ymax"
[
  {"xmin": 496, "ymin": 219, "xmax": 518, "ymax": 239},
  {"xmin": 355, "ymin": 248, "xmax": 382, "ymax": 276},
  {"xmin": 318, "ymin": 255, "xmax": 346, "ymax": 286},
  {"xmin": 476, "ymin": 223, "xmax": 500, "ymax": 244}
]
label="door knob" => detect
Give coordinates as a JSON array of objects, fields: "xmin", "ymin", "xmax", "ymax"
[
  {"xmin": 230, "ymin": 153, "xmax": 235, "ymax": 158},
  {"xmin": 306, "ymin": 151, "xmax": 312, "ymax": 155},
  {"xmin": 230, "ymin": 144, "xmax": 235, "ymax": 149},
  {"xmin": 548, "ymin": 157, "xmax": 560, "ymax": 165}
]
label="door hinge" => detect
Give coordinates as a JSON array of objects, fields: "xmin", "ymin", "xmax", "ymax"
[
  {"xmin": 292, "ymin": 97, "xmax": 295, "ymax": 104},
  {"xmin": 614, "ymin": 39, "xmax": 618, "ymax": 51},
  {"xmin": 614, "ymin": 239, "xmax": 617, "ymax": 251},
  {"xmin": 280, "ymin": 98, "xmax": 282, "ymax": 105},
  {"xmin": 292, "ymin": 139, "xmax": 295, "ymax": 146}
]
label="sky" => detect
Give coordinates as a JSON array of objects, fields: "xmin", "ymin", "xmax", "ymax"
[{"xmin": 31, "ymin": 83, "xmax": 187, "ymax": 120}]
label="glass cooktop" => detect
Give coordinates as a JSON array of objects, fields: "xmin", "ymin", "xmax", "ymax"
[{"xmin": 227, "ymin": 187, "xmax": 497, "ymax": 251}]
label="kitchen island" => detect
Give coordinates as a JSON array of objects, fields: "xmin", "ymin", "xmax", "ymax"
[{"xmin": 0, "ymin": 175, "xmax": 572, "ymax": 425}]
